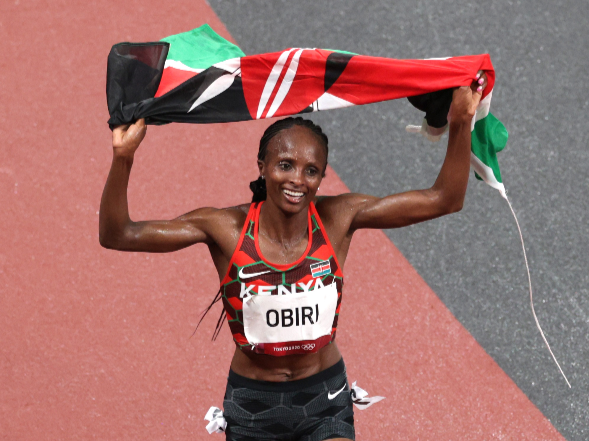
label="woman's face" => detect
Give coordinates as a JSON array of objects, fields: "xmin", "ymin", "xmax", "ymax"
[{"xmin": 258, "ymin": 125, "xmax": 327, "ymax": 215}]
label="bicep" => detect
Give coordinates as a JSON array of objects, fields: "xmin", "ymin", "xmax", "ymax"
[
  {"xmin": 109, "ymin": 208, "xmax": 216, "ymax": 253},
  {"xmin": 122, "ymin": 218, "xmax": 209, "ymax": 253},
  {"xmin": 350, "ymin": 189, "xmax": 450, "ymax": 230}
]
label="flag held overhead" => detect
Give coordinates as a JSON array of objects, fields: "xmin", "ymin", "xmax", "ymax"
[{"xmin": 106, "ymin": 24, "xmax": 504, "ymax": 193}]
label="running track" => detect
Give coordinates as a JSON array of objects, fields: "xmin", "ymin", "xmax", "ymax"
[{"xmin": 0, "ymin": 0, "xmax": 576, "ymax": 439}]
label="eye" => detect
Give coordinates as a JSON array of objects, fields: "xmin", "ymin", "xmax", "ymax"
[
  {"xmin": 279, "ymin": 162, "xmax": 292, "ymax": 171},
  {"xmin": 306, "ymin": 167, "xmax": 319, "ymax": 176}
]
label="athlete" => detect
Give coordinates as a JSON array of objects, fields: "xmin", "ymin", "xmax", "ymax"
[{"xmin": 99, "ymin": 73, "xmax": 487, "ymax": 441}]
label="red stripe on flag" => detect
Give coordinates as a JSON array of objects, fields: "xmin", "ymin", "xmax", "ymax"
[
  {"xmin": 259, "ymin": 50, "xmax": 297, "ymax": 119},
  {"xmin": 155, "ymin": 67, "xmax": 199, "ymax": 98},
  {"xmin": 327, "ymin": 54, "xmax": 495, "ymax": 104},
  {"xmin": 241, "ymin": 50, "xmax": 325, "ymax": 119},
  {"xmin": 268, "ymin": 49, "xmax": 329, "ymax": 118}
]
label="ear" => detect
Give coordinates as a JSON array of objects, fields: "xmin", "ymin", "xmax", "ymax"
[{"xmin": 257, "ymin": 159, "xmax": 265, "ymax": 177}]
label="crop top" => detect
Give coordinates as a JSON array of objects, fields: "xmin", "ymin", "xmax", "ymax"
[{"xmin": 220, "ymin": 201, "xmax": 344, "ymax": 356}]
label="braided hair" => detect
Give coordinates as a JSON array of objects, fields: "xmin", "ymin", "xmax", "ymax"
[{"xmin": 250, "ymin": 117, "xmax": 329, "ymax": 202}]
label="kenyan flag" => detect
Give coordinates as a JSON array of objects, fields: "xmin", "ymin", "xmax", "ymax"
[{"xmin": 106, "ymin": 24, "xmax": 507, "ymax": 194}]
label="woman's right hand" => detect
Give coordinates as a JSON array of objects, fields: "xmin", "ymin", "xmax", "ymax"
[{"xmin": 112, "ymin": 118, "xmax": 147, "ymax": 158}]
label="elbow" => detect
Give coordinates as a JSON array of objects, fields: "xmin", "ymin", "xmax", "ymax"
[
  {"xmin": 447, "ymin": 202, "xmax": 463, "ymax": 214},
  {"xmin": 99, "ymin": 219, "xmax": 135, "ymax": 250},
  {"xmin": 99, "ymin": 228, "xmax": 128, "ymax": 250},
  {"xmin": 98, "ymin": 222, "xmax": 115, "ymax": 249},
  {"xmin": 430, "ymin": 189, "xmax": 464, "ymax": 216},
  {"xmin": 444, "ymin": 197, "xmax": 464, "ymax": 214},
  {"xmin": 99, "ymin": 232, "xmax": 116, "ymax": 249}
]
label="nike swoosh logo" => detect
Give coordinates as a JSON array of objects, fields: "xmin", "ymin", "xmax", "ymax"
[
  {"xmin": 239, "ymin": 267, "xmax": 272, "ymax": 280},
  {"xmin": 327, "ymin": 384, "xmax": 347, "ymax": 400}
]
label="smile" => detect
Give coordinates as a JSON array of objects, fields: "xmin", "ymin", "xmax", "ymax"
[
  {"xmin": 283, "ymin": 189, "xmax": 305, "ymax": 202},
  {"xmin": 283, "ymin": 189, "xmax": 304, "ymax": 197}
]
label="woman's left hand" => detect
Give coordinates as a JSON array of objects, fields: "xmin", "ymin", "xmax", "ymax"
[{"xmin": 449, "ymin": 70, "xmax": 488, "ymax": 124}]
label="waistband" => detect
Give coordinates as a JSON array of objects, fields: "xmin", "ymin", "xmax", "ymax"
[{"xmin": 228, "ymin": 358, "xmax": 345, "ymax": 393}]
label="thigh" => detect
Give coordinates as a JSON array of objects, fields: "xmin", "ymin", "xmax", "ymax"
[
  {"xmin": 223, "ymin": 379, "xmax": 295, "ymax": 441},
  {"xmin": 295, "ymin": 378, "xmax": 355, "ymax": 441}
]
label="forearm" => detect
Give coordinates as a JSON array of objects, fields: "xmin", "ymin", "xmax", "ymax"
[
  {"xmin": 346, "ymin": 119, "xmax": 473, "ymax": 230},
  {"xmin": 97, "ymin": 119, "xmax": 207, "ymax": 252},
  {"xmin": 99, "ymin": 153, "xmax": 134, "ymax": 247},
  {"xmin": 431, "ymin": 119, "xmax": 472, "ymax": 211}
]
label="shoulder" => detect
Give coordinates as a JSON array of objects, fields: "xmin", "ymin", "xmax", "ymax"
[
  {"xmin": 223, "ymin": 203, "xmax": 251, "ymax": 228},
  {"xmin": 313, "ymin": 194, "xmax": 370, "ymax": 239},
  {"xmin": 315, "ymin": 192, "xmax": 382, "ymax": 235},
  {"xmin": 315, "ymin": 193, "xmax": 375, "ymax": 218}
]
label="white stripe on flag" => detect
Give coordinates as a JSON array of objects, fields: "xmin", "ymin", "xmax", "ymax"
[
  {"xmin": 469, "ymin": 153, "xmax": 506, "ymax": 197},
  {"xmin": 471, "ymin": 90, "xmax": 492, "ymax": 131},
  {"xmin": 256, "ymin": 49, "xmax": 297, "ymax": 119},
  {"xmin": 266, "ymin": 49, "xmax": 306, "ymax": 118},
  {"xmin": 164, "ymin": 59, "xmax": 204, "ymax": 73},
  {"xmin": 213, "ymin": 57, "xmax": 242, "ymax": 74},
  {"xmin": 314, "ymin": 92, "xmax": 354, "ymax": 111},
  {"xmin": 188, "ymin": 68, "xmax": 241, "ymax": 113}
]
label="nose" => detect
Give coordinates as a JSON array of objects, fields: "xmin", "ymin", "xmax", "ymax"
[{"xmin": 290, "ymin": 168, "xmax": 305, "ymax": 187}]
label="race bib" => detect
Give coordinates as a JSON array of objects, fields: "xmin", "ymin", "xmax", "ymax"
[{"xmin": 242, "ymin": 282, "xmax": 338, "ymax": 345}]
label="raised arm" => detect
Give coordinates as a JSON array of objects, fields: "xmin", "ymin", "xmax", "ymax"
[
  {"xmin": 331, "ymin": 73, "xmax": 487, "ymax": 232},
  {"xmin": 99, "ymin": 119, "xmax": 223, "ymax": 252}
]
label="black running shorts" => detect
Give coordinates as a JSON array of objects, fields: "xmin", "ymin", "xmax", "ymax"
[{"xmin": 223, "ymin": 358, "xmax": 355, "ymax": 441}]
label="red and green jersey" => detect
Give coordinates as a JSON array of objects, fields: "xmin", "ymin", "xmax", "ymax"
[{"xmin": 220, "ymin": 202, "xmax": 343, "ymax": 356}]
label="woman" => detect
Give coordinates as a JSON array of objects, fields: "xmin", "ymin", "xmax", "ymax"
[{"xmin": 100, "ymin": 74, "xmax": 487, "ymax": 441}]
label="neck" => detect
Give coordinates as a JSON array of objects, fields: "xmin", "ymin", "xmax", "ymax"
[{"xmin": 259, "ymin": 200, "xmax": 310, "ymax": 247}]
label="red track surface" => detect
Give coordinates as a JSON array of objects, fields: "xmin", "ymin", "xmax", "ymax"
[{"xmin": 0, "ymin": 0, "xmax": 564, "ymax": 439}]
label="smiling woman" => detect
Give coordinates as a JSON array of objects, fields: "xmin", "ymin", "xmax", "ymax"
[
  {"xmin": 250, "ymin": 117, "xmax": 329, "ymax": 204},
  {"xmin": 99, "ymin": 76, "xmax": 485, "ymax": 440}
]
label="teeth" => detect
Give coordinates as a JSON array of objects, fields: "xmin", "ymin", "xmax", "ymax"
[{"xmin": 283, "ymin": 189, "xmax": 304, "ymax": 198}]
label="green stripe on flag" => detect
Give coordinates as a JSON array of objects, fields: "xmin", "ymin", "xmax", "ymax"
[
  {"xmin": 160, "ymin": 24, "xmax": 245, "ymax": 70},
  {"xmin": 324, "ymin": 49, "xmax": 358, "ymax": 56},
  {"xmin": 471, "ymin": 112, "xmax": 508, "ymax": 184}
]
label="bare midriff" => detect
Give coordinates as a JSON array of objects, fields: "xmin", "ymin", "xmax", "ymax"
[{"xmin": 229, "ymin": 342, "xmax": 342, "ymax": 382}]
